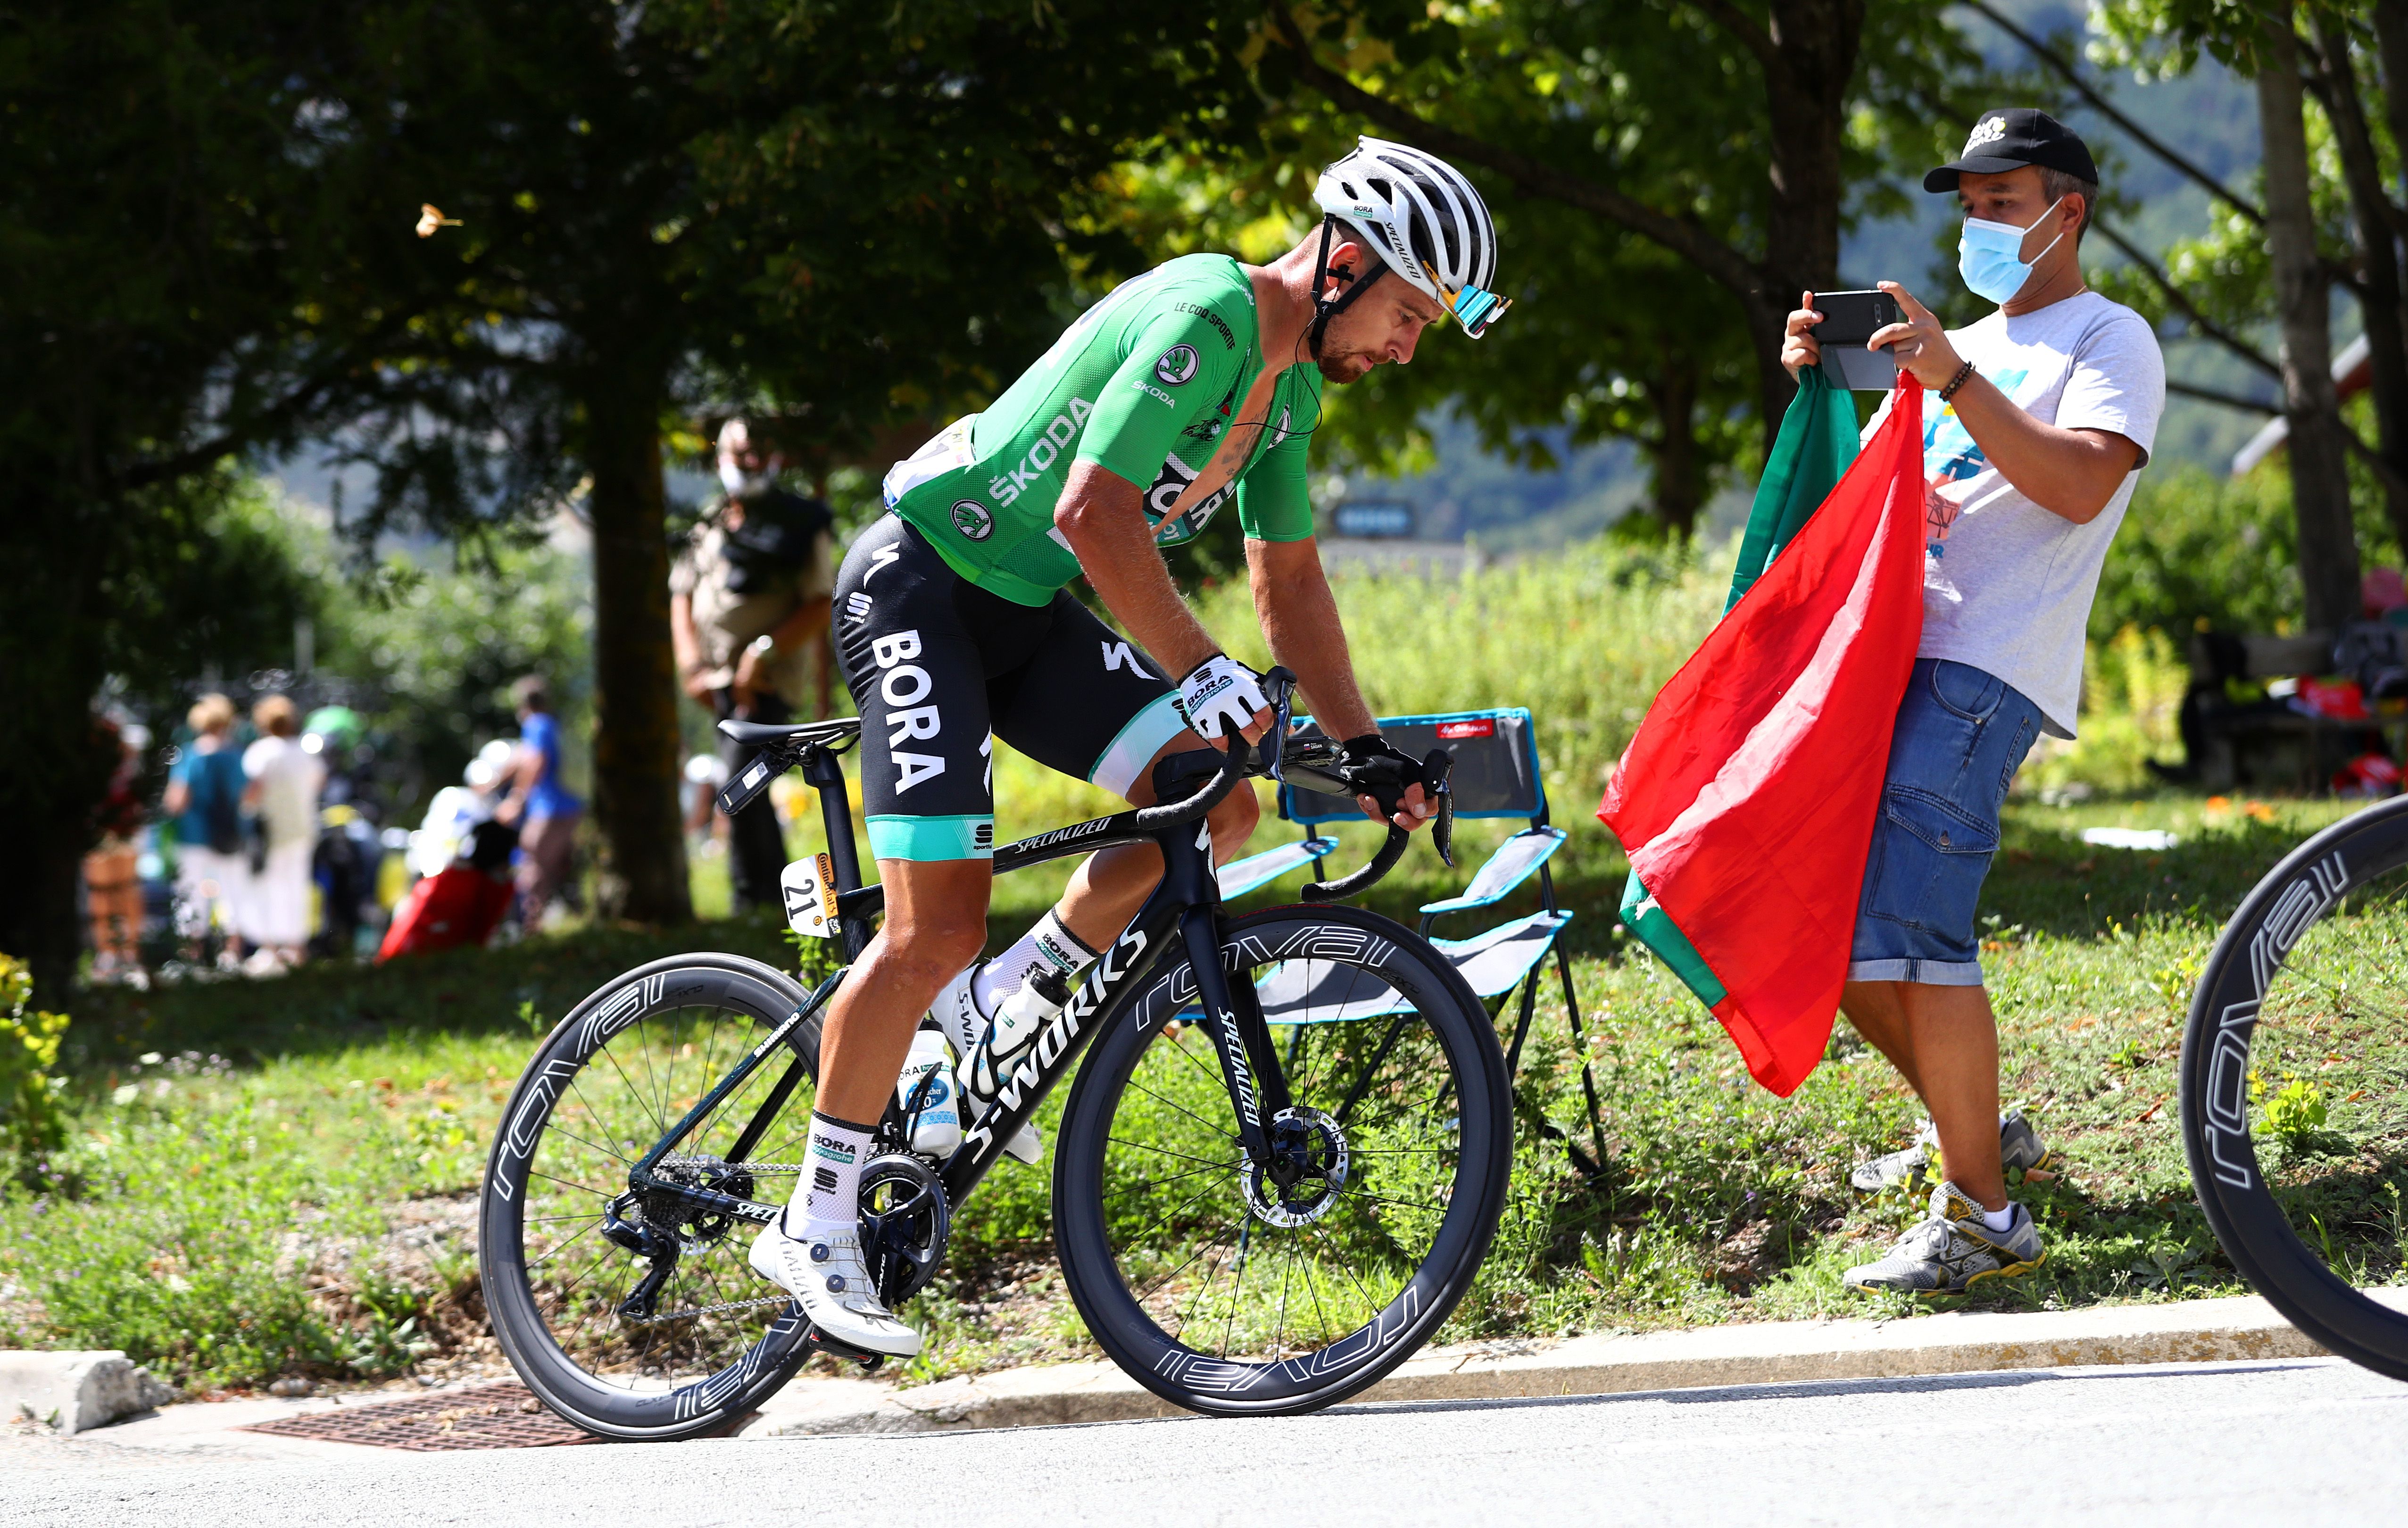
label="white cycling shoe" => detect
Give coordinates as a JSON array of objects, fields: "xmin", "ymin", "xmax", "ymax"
[
  {"xmin": 930, "ymin": 964, "xmax": 1042, "ymax": 1165},
  {"xmin": 748, "ymin": 1216, "xmax": 921, "ymax": 1358}
]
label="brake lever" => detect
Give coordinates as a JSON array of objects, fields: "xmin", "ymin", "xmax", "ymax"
[
  {"xmin": 1423, "ymin": 748, "xmax": 1455, "ymax": 869},
  {"xmin": 1262, "ymin": 665, "xmax": 1297, "ymax": 783}
]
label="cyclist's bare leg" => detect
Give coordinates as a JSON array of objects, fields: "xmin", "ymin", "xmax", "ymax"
[
  {"xmin": 814, "ymin": 859, "xmax": 992, "ymax": 1125},
  {"xmin": 1051, "ymin": 729, "xmax": 1261, "ymax": 951}
]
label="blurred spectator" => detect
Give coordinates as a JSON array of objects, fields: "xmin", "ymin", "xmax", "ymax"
[
  {"xmin": 83, "ymin": 716, "xmax": 149, "ymax": 985},
  {"xmin": 237, "ymin": 694, "xmax": 324, "ymax": 972},
  {"xmin": 683, "ymin": 752, "xmax": 729, "ymax": 843},
  {"xmin": 163, "ymin": 693, "xmax": 245, "ymax": 963},
  {"xmin": 493, "ymin": 675, "xmax": 583, "ymax": 924},
  {"xmin": 670, "ymin": 416, "xmax": 836, "ymax": 913}
]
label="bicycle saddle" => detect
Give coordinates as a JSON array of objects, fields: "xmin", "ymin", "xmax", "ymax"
[{"xmin": 716, "ymin": 716, "xmax": 864, "ymax": 749}]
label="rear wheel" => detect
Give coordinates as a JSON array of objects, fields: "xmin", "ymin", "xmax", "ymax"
[
  {"xmin": 2182, "ymin": 798, "xmax": 2408, "ymax": 1379},
  {"xmin": 1053, "ymin": 905, "xmax": 1511, "ymax": 1415},
  {"xmin": 479, "ymin": 954, "xmax": 829, "ymax": 1439}
]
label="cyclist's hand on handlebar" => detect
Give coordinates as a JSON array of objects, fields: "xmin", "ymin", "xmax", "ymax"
[
  {"xmin": 1342, "ymin": 734, "xmax": 1437, "ymax": 831},
  {"xmin": 1180, "ymin": 654, "xmax": 1273, "ymax": 747}
]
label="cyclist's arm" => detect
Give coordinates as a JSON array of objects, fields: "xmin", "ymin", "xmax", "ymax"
[
  {"xmin": 1055, "ymin": 462, "xmax": 1269, "ymax": 742},
  {"xmin": 1248, "ymin": 537, "xmax": 1374, "ymax": 739},
  {"xmin": 1248, "ymin": 538, "xmax": 1431, "ymax": 829}
]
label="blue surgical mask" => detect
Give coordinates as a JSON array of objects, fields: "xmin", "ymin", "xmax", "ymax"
[{"xmin": 1958, "ymin": 196, "xmax": 2068, "ymax": 305}]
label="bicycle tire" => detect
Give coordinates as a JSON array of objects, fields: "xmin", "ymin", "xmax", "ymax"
[
  {"xmin": 2182, "ymin": 797, "xmax": 2408, "ymax": 1380},
  {"xmin": 1052, "ymin": 904, "xmax": 1512, "ymax": 1416},
  {"xmin": 480, "ymin": 953, "xmax": 829, "ymax": 1440}
]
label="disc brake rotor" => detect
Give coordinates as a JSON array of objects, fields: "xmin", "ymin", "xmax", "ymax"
[{"xmin": 1243, "ymin": 1106, "xmax": 1350, "ymax": 1228}]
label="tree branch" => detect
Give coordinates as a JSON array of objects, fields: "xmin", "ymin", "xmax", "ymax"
[
  {"xmin": 1961, "ymin": 0, "xmax": 2267, "ymax": 227},
  {"xmin": 1690, "ymin": 0, "xmax": 1785, "ymax": 81},
  {"xmin": 2344, "ymin": 415, "xmax": 2408, "ymax": 503},
  {"xmin": 2092, "ymin": 215, "xmax": 2285, "ymax": 380},
  {"xmin": 2167, "ymin": 378, "xmax": 2279, "ymax": 412},
  {"xmin": 1263, "ymin": 5, "xmax": 1776, "ymax": 316}
]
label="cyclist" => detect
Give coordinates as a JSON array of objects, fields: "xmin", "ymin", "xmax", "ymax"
[{"xmin": 749, "ymin": 138, "xmax": 1512, "ymax": 1355}]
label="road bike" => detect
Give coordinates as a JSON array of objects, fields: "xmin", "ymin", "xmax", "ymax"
[
  {"xmin": 2181, "ymin": 796, "xmax": 2408, "ymax": 1379},
  {"xmin": 477, "ymin": 670, "xmax": 1513, "ymax": 1437}
]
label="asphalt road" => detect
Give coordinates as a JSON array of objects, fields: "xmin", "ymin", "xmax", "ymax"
[{"xmin": 8, "ymin": 1358, "xmax": 2406, "ymax": 1527}]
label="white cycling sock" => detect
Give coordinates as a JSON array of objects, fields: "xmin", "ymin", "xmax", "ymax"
[
  {"xmin": 787, "ymin": 1110, "xmax": 878, "ymax": 1232},
  {"xmin": 972, "ymin": 909, "xmax": 1097, "ymax": 1016},
  {"xmin": 1979, "ymin": 1204, "xmax": 2016, "ymax": 1234}
]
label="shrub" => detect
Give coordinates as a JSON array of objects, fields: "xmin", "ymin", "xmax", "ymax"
[{"xmin": 0, "ymin": 955, "xmax": 71, "ymax": 1180}]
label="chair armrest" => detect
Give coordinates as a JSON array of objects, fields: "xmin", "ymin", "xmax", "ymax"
[
  {"xmin": 1418, "ymin": 826, "xmax": 1567, "ymax": 916},
  {"xmin": 1216, "ymin": 837, "xmax": 1339, "ymax": 901}
]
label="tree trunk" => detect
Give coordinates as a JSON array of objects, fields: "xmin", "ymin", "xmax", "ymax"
[
  {"xmin": 583, "ymin": 374, "xmax": 693, "ymax": 925},
  {"xmin": 2310, "ymin": 8, "xmax": 2408, "ymax": 553},
  {"xmin": 2259, "ymin": 8, "xmax": 2363, "ymax": 631},
  {"xmin": 0, "ymin": 475, "xmax": 117, "ymax": 998},
  {"xmin": 2374, "ymin": 0, "xmax": 2408, "ymax": 208},
  {"xmin": 1752, "ymin": 0, "xmax": 1864, "ymax": 451},
  {"xmin": 1649, "ymin": 349, "xmax": 1705, "ymax": 540}
]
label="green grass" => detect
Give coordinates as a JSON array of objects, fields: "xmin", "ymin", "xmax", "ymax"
[{"xmin": 6, "ymin": 544, "xmax": 2405, "ymax": 1391}]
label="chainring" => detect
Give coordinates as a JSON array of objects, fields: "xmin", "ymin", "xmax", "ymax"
[{"xmin": 857, "ymin": 1152, "xmax": 951, "ymax": 1306}]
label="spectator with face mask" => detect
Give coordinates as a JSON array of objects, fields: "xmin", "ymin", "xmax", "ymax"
[
  {"xmin": 236, "ymin": 694, "xmax": 325, "ymax": 972},
  {"xmin": 669, "ymin": 416, "xmax": 836, "ymax": 913},
  {"xmin": 1783, "ymin": 108, "xmax": 2164, "ymax": 1297}
]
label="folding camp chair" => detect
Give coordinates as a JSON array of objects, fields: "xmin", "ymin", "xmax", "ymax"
[{"xmin": 1251, "ymin": 707, "xmax": 1608, "ymax": 1174}]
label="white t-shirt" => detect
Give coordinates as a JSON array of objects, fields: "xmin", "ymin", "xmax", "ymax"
[
  {"xmin": 1863, "ymin": 290, "xmax": 2165, "ymax": 737},
  {"xmin": 243, "ymin": 735, "xmax": 325, "ymax": 850}
]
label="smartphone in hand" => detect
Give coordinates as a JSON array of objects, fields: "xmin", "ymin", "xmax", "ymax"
[{"xmin": 1813, "ymin": 290, "xmax": 1901, "ymax": 391}]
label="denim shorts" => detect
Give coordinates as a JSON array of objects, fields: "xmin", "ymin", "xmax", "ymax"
[{"xmin": 1849, "ymin": 659, "xmax": 2043, "ymax": 986}]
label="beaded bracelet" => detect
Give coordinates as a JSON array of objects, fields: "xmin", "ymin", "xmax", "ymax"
[{"xmin": 1939, "ymin": 359, "xmax": 1976, "ymax": 402}]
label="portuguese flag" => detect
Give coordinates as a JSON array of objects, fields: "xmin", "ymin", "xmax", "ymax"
[{"xmin": 1599, "ymin": 372, "xmax": 1927, "ymax": 1096}]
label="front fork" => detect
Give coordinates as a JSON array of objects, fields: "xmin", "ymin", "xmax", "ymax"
[{"xmin": 1162, "ymin": 820, "xmax": 1292, "ymax": 1166}]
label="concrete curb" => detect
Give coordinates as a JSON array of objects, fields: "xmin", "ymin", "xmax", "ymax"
[
  {"xmin": 0, "ymin": 1351, "xmax": 177, "ymax": 1436},
  {"xmin": 737, "ymin": 1293, "xmax": 2391, "ymax": 1438}
]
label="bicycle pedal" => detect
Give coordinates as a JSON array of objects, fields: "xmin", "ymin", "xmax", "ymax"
[{"xmin": 801, "ymin": 1323, "xmax": 887, "ymax": 1371}]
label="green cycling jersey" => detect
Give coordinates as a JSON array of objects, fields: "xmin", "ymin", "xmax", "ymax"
[{"xmin": 882, "ymin": 254, "xmax": 1322, "ymax": 606}]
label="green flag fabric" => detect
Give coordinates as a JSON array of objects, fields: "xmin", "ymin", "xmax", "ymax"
[
  {"xmin": 1616, "ymin": 365, "xmax": 1874, "ymax": 1083},
  {"xmin": 1723, "ymin": 366, "xmax": 1861, "ymax": 614}
]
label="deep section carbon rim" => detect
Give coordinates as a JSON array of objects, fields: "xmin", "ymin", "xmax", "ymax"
[
  {"xmin": 2182, "ymin": 797, "xmax": 2408, "ymax": 1379},
  {"xmin": 479, "ymin": 955, "xmax": 827, "ymax": 1438},
  {"xmin": 1054, "ymin": 905, "xmax": 1511, "ymax": 1415}
]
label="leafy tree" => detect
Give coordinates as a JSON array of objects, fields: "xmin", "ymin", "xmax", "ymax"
[
  {"xmin": 1248, "ymin": 0, "xmax": 1998, "ymax": 472},
  {"xmin": 293, "ymin": 0, "xmax": 1269, "ymax": 920},
  {"xmin": 0, "ymin": 2, "xmax": 391, "ymax": 989}
]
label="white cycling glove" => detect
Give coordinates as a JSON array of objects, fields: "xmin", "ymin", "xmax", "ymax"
[{"xmin": 1178, "ymin": 654, "xmax": 1268, "ymax": 741}]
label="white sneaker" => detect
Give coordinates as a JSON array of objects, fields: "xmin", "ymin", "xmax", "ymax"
[
  {"xmin": 747, "ymin": 1218, "xmax": 921, "ymax": 1357},
  {"xmin": 930, "ymin": 963, "xmax": 1041, "ymax": 1165}
]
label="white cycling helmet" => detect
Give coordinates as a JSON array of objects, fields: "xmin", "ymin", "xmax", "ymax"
[{"xmin": 1310, "ymin": 136, "xmax": 1510, "ymax": 343}]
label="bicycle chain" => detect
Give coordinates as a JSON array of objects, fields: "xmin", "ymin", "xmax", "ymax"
[
  {"xmin": 616, "ymin": 1157, "xmax": 804, "ymax": 1325},
  {"xmin": 621, "ymin": 1292, "xmax": 796, "ymax": 1325}
]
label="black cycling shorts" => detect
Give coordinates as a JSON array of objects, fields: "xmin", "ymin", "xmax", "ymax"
[{"xmin": 835, "ymin": 515, "xmax": 1188, "ymax": 862}]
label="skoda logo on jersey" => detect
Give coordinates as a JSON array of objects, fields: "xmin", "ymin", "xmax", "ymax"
[
  {"xmin": 1155, "ymin": 345, "xmax": 1199, "ymax": 387},
  {"xmin": 951, "ymin": 499, "xmax": 993, "ymax": 541}
]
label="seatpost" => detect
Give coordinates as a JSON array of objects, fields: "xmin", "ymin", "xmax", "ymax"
[{"xmin": 804, "ymin": 746, "xmax": 873, "ymax": 959}]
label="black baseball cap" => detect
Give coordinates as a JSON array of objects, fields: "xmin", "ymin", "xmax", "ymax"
[{"xmin": 1924, "ymin": 108, "xmax": 2099, "ymax": 192}]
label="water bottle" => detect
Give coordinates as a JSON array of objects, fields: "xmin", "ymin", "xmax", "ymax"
[
  {"xmin": 895, "ymin": 1028, "xmax": 962, "ymax": 1157},
  {"xmin": 966, "ymin": 967, "xmax": 1071, "ymax": 1106}
]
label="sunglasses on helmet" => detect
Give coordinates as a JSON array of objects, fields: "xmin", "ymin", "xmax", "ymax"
[{"xmin": 1441, "ymin": 282, "xmax": 1512, "ymax": 339}]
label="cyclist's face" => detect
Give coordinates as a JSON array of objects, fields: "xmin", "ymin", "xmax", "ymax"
[{"xmin": 1317, "ymin": 253, "xmax": 1444, "ymax": 382}]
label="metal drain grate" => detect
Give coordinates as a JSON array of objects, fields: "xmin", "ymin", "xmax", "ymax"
[{"xmin": 239, "ymin": 1382, "xmax": 597, "ymax": 1451}]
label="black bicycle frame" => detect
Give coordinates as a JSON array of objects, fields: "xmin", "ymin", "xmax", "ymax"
[{"xmin": 621, "ymin": 738, "xmax": 1292, "ymax": 1229}]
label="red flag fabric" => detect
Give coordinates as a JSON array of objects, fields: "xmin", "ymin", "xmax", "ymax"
[{"xmin": 1599, "ymin": 378, "xmax": 1927, "ymax": 1095}]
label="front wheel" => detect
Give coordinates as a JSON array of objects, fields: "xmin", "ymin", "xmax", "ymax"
[
  {"xmin": 2181, "ymin": 797, "xmax": 2408, "ymax": 1380},
  {"xmin": 1053, "ymin": 905, "xmax": 1512, "ymax": 1416}
]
